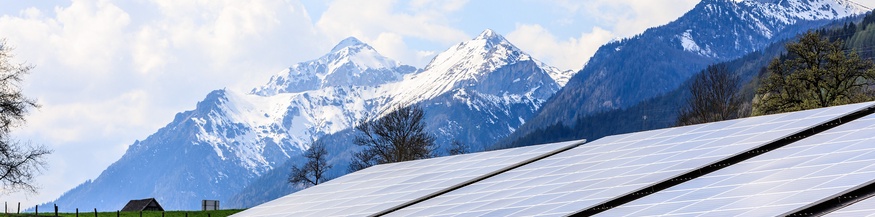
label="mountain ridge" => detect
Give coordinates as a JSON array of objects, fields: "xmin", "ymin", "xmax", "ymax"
[{"xmin": 251, "ymin": 36, "xmax": 417, "ymax": 96}]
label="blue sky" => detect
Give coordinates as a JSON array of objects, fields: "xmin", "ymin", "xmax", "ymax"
[{"xmin": 0, "ymin": 0, "xmax": 872, "ymax": 208}]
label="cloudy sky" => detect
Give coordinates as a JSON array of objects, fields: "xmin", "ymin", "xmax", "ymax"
[{"xmin": 1, "ymin": 0, "xmax": 873, "ymax": 207}]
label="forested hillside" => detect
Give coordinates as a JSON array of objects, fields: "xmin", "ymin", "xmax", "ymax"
[{"xmin": 494, "ymin": 11, "xmax": 875, "ymax": 150}]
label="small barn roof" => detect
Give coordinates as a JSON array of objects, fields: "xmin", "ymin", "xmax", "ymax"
[{"xmin": 121, "ymin": 198, "xmax": 164, "ymax": 212}]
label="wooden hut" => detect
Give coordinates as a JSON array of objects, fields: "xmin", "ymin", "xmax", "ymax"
[{"xmin": 121, "ymin": 198, "xmax": 164, "ymax": 212}]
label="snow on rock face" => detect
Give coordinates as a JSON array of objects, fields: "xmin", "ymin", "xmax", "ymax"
[
  {"xmin": 707, "ymin": 0, "xmax": 867, "ymax": 39},
  {"xmin": 538, "ymin": 62, "xmax": 574, "ymax": 87},
  {"xmin": 679, "ymin": 29, "xmax": 716, "ymax": 57},
  {"xmin": 742, "ymin": 0, "xmax": 866, "ymax": 22},
  {"xmin": 251, "ymin": 37, "xmax": 416, "ymax": 96},
  {"xmin": 204, "ymin": 85, "xmax": 394, "ymax": 174},
  {"xmin": 389, "ymin": 29, "xmax": 565, "ymax": 107},
  {"xmin": 330, "ymin": 37, "xmax": 366, "ymax": 53},
  {"xmin": 193, "ymin": 89, "xmax": 301, "ymax": 174},
  {"xmin": 678, "ymin": 0, "xmax": 866, "ymax": 57}
]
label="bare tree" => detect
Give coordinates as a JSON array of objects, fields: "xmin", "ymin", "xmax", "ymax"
[
  {"xmin": 349, "ymin": 105, "xmax": 436, "ymax": 172},
  {"xmin": 0, "ymin": 39, "xmax": 50, "ymax": 194},
  {"xmin": 446, "ymin": 140, "xmax": 469, "ymax": 156},
  {"xmin": 677, "ymin": 65, "xmax": 742, "ymax": 126},
  {"xmin": 289, "ymin": 141, "xmax": 332, "ymax": 187}
]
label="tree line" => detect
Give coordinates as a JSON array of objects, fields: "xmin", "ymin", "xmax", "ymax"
[{"xmin": 679, "ymin": 30, "xmax": 875, "ymax": 125}]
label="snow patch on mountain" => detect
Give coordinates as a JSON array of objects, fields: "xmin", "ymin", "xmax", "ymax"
[
  {"xmin": 252, "ymin": 37, "xmax": 415, "ymax": 96},
  {"xmin": 679, "ymin": 29, "xmax": 716, "ymax": 57},
  {"xmin": 733, "ymin": 0, "xmax": 866, "ymax": 38},
  {"xmin": 537, "ymin": 62, "xmax": 574, "ymax": 87}
]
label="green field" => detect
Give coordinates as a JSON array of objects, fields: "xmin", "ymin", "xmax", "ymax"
[{"xmin": 3, "ymin": 209, "xmax": 244, "ymax": 217}]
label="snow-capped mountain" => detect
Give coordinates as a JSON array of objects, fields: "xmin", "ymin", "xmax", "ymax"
[
  {"xmin": 382, "ymin": 28, "xmax": 560, "ymax": 149},
  {"xmin": 389, "ymin": 29, "xmax": 566, "ymax": 106},
  {"xmin": 252, "ymin": 37, "xmax": 417, "ymax": 96},
  {"xmin": 519, "ymin": 0, "xmax": 867, "ymax": 133},
  {"xmin": 228, "ymin": 29, "xmax": 564, "ymax": 207},
  {"xmin": 225, "ymin": 29, "xmax": 563, "ymax": 208},
  {"xmin": 45, "ymin": 30, "xmax": 567, "ymax": 210}
]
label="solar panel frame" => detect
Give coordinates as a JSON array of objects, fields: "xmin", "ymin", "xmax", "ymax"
[
  {"xmin": 824, "ymin": 194, "xmax": 875, "ymax": 216},
  {"xmin": 597, "ymin": 112, "xmax": 875, "ymax": 216},
  {"xmin": 231, "ymin": 139, "xmax": 584, "ymax": 217},
  {"xmin": 385, "ymin": 102, "xmax": 875, "ymax": 217}
]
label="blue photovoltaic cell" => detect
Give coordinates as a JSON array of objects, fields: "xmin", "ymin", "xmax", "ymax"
[
  {"xmin": 385, "ymin": 102, "xmax": 875, "ymax": 217},
  {"xmin": 599, "ymin": 113, "xmax": 875, "ymax": 216},
  {"xmin": 230, "ymin": 139, "xmax": 583, "ymax": 217}
]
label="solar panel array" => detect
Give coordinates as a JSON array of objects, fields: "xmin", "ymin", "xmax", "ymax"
[
  {"xmin": 238, "ymin": 101, "xmax": 875, "ymax": 217},
  {"xmin": 599, "ymin": 113, "xmax": 875, "ymax": 216},
  {"xmin": 231, "ymin": 139, "xmax": 583, "ymax": 217},
  {"xmin": 385, "ymin": 102, "xmax": 875, "ymax": 217}
]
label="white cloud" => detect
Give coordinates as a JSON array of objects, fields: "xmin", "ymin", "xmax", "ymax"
[
  {"xmin": 132, "ymin": 26, "xmax": 170, "ymax": 74},
  {"xmin": 409, "ymin": 0, "xmax": 468, "ymax": 12},
  {"xmin": 548, "ymin": 0, "xmax": 699, "ymax": 38},
  {"xmin": 370, "ymin": 32, "xmax": 437, "ymax": 68},
  {"xmin": 0, "ymin": 0, "xmax": 322, "ymax": 206},
  {"xmin": 52, "ymin": 0, "xmax": 131, "ymax": 73},
  {"xmin": 315, "ymin": 0, "xmax": 470, "ymax": 67},
  {"xmin": 507, "ymin": 24, "xmax": 613, "ymax": 71},
  {"xmin": 503, "ymin": 0, "xmax": 698, "ymax": 70}
]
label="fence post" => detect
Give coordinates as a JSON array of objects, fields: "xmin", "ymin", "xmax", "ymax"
[
  {"xmin": 93, "ymin": 208, "xmax": 97, "ymax": 217},
  {"xmin": 117, "ymin": 210, "xmax": 120, "ymax": 217},
  {"xmin": 35, "ymin": 205, "xmax": 38, "ymax": 216},
  {"xmin": 76, "ymin": 208, "xmax": 79, "ymax": 217},
  {"xmin": 55, "ymin": 204, "xmax": 58, "ymax": 217},
  {"xmin": 17, "ymin": 202, "xmax": 20, "ymax": 214}
]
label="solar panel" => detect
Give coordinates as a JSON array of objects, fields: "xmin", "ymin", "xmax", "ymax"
[
  {"xmin": 825, "ymin": 194, "xmax": 875, "ymax": 216},
  {"xmin": 385, "ymin": 102, "xmax": 875, "ymax": 217},
  {"xmin": 231, "ymin": 139, "xmax": 583, "ymax": 217},
  {"xmin": 599, "ymin": 112, "xmax": 875, "ymax": 216}
]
